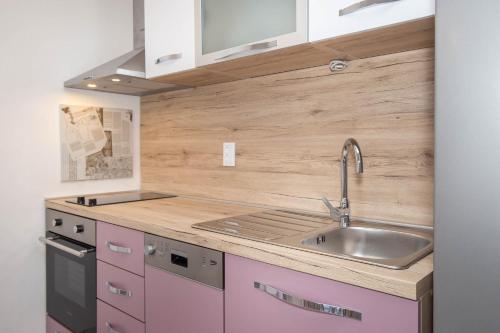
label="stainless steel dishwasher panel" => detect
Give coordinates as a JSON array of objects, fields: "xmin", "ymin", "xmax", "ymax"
[{"xmin": 144, "ymin": 233, "xmax": 224, "ymax": 289}]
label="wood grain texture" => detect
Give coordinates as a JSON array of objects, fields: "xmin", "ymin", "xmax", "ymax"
[
  {"xmin": 202, "ymin": 43, "xmax": 349, "ymax": 80},
  {"xmin": 153, "ymin": 67, "xmax": 239, "ymax": 87},
  {"xmin": 317, "ymin": 16, "xmax": 435, "ymax": 60},
  {"xmin": 141, "ymin": 48, "xmax": 435, "ymax": 226},
  {"xmin": 46, "ymin": 195, "xmax": 433, "ymax": 300},
  {"xmin": 150, "ymin": 17, "xmax": 434, "ymax": 88}
]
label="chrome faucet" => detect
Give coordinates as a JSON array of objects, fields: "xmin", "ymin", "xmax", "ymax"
[{"xmin": 322, "ymin": 138, "xmax": 364, "ymax": 228}]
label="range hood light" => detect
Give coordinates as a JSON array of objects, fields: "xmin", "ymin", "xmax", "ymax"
[{"xmin": 63, "ymin": 0, "xmax": 184, "ymax": 96}]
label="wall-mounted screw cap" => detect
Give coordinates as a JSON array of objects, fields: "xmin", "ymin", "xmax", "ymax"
[{"xmin": 329, "ymin": 60, "xmax": 348, "ymax": 72}]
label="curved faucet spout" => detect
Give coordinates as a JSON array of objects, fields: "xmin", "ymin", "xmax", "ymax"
[
  {"xmin": 342, "ymin": 138, "xmax": 364, "ymax": 175},
  {"xmin": 339, "ymin": 138, "xmax": 364, "ymax": 227}
]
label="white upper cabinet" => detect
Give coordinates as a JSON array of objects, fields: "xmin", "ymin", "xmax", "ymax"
[
  {"xmin": 145, "ymin": 0, "xmax": 195, "ymax": 79},
  {"xmin": 309, "ymin": 0, "xmax": 435, "ymax": 42},
  {"xmin": 195, "ymin": 0, "xmax": 308, "ymax": 67}
]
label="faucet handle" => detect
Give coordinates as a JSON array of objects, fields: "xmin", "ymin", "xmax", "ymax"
[{"xmin": 321, "ymin": 197, "xmax": 342, "ymax": 220}]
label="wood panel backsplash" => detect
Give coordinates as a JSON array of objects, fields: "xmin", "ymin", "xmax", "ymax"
[{"xmin": 141, "ymin": 48, "xmax": 435, "ymax": 226}]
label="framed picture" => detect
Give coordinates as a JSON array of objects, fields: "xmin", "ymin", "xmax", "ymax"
[{"xmin": 60, "ymin": 105, "xmax": 133, "ymax": 181}]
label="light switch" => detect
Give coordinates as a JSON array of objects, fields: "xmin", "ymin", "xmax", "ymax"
[{"xmin": 223, "ymin": 142, "xmax": 236, "ymax": 167}]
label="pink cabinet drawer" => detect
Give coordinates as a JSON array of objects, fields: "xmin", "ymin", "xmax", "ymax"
[
  {"xmin": 97, "ymin": 300, "xmax": 145, "ymax": 333},
  {"xmin": 145, "ymin": 265, "xmax": 224, "ymax": 333},
  {"xmin": 225, "ymin": 255, "xmax": 420, "ymax": 333},
  {"xmin": 97, "ymin": 221, "xmax": 144, "ymax": 276},
  {"xmin": 46, "ymin": 315, "xmax": 72, "ymax": 333},
  {"xmin": 97, "ymin": 260, "xmax": 145, "ymax": 321}
]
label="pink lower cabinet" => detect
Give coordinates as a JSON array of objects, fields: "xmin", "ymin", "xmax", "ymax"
[
  {"xmin": 225, "ymin": 254, "xmax": 421, "ymax": 333},
  {"xmin": 46, "ymin": 315, "xmax": 72, "ymax": 333},
  {"xmin": 97, "ymin": 300, "xmax": 145, "ymax": 333},
  {"xmin": 97, "ymin": 221, "xmax": 144, "ymax": 276},
  {"xmin": 97, "ymin": 260, "xmax": 145, "ymax": 321}
]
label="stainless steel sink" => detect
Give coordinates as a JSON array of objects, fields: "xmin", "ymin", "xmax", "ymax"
[
  {"xmin": 294, "ymin": 226, "xmax": 433, "ymax": 269},
  {"xmin": 193, "ymin": 210, "xmax": 433, "ymax": 270}
]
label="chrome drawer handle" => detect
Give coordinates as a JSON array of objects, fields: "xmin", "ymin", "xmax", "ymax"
[
  {"xmin": 106, "ymin": 321, "xmax": 121, "ymax": 333},
  {"xmin": 38, "ymin": 236, "xmax": 92, "ymax": 258},
  {"xmin": 155, "ymin": 52, "xmax": 183, "ymax": 64},
  {"xmin": 254, "ymin": 282, "xmax": 362, "ymax": 321},
  {"xmin": 106, "ymin": 282, "xmax": 132, "ymax": 297},
  {"xmin": 105, "ymin": 241, "xmax": 132, "ymax": 255},
  {"xmin": 215, "ymin": 40, "xmax": 278, "ymax": 61},
  {"xmin": 339, "ymin": 0, "xmax": 401, "ymax": 16}
]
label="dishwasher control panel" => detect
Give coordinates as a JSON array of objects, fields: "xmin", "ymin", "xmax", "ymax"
[{"xmin": 144, "ymin": 233, "xmax": 224, "ymax": 289}]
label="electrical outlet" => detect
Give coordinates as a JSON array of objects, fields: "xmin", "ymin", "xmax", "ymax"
[{"xmin": 223, "ymin": 142, "xmax": 236, "ymax": 167}]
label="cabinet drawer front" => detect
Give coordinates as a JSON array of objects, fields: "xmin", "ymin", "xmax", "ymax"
[
  {"xmin": 97, "ymin": 261, "xmax": 145, "ymax": 321},
  {"xmin": 97, "ymin": 300, "xmax": 145, "ymax": 333},
  {"xmin": 97, "ymin": 221, "xmax": 144, "ymax": 276},
  {"xmin": 225, "ymin": 255, "xmax": 419, "ymax": 333},
  {"xmin": 309, "ymin": 0, "xmax": 435, "ymax": 42},
  {"xmin": 46, "ymin": 316, "xmax": 72, "ymax": 333},
  {"xmin": 145, "ymin": 265, "xmax": 224, "ymax": 333}
]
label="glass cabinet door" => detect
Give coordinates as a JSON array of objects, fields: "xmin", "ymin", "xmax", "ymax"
[{"xmin": 195, "ymin": 0, "xmax": 308, "ymax": 66}]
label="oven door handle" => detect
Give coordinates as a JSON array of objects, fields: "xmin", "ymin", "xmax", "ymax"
[{"xmin": 38, "ymin": 236, "xmax": 93, "ymax": 258}]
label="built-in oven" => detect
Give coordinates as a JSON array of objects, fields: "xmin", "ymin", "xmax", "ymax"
[{"xmin": 40, "ymin": 209, "xmax": 97, "ymax": 333}]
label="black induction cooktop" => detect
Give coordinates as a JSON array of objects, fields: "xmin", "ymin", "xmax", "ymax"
[{"xmin": 66, "ymin": 192, "xmax": 177, "ymax": 207}]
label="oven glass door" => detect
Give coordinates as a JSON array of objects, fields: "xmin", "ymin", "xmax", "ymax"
[{"xmin": 46, "ymin": 232, "xmax": 96, "ymax": 333}]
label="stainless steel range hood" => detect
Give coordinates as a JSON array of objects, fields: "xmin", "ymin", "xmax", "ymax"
[{"xmin": 64, "ymin": 0, "xmax": 184, "ymax": 96}]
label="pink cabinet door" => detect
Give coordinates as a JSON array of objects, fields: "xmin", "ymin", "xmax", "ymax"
[
  {"xmin": 46, "ymin": 316, "xmax": 72, "ymax": 333},
  {"xmin": 97, "ymin": 300, "xmax": 145, "ymax": 333},
  {"xmin": 145, "ymin": 265, "xmax": 224, "ymax": 333},
  {"xmin": 225, "ymin": 254, "xmax": 420, "ymax": 333},
  {"xmin": 97, "ymin": 260, "xmax": 145, "ymax": 321},
  {"xmin": 97, "ymin": 221, "xmax": 144, "ymax": 276}
]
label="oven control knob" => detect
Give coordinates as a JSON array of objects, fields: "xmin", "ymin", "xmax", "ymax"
[
  {"xmin": 144, "ymin": 244, "xmax": 156, "ymax": 256},
  {"xmin": 73, "ymin": 225, "xmax": 84, "ymax": 234},
  {"xmin": 51, "ymin": 218, "xmax": 63, "ymax": 227}
]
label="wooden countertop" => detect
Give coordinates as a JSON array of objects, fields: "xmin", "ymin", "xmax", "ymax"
[{"xmin": 45, "ymin": 194, "xmax": 433, "ymax": 300}]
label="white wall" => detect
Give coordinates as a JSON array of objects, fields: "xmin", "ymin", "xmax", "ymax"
[{"xmin": 0, "ymin": 1, "xmax": 140, "ymax": 331}]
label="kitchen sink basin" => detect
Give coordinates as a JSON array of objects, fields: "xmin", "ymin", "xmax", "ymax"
[
  {"xmin": 192, "ymin": 210, "xmax": 433, "ymax": 270},
  {"xmin": 298, "ymin": 226, "xmax": 433, "ymax": 269}
]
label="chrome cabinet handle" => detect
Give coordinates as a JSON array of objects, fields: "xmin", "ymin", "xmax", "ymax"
[
  {"xmin": 339, "ymin": 0, "xmax": 401, "ymax": 16},
  {"xmin": 105, "ymin": 241, "xmax": 132, "ymax": 255},
  {"xmin": 155, "ymin": 53, "xmax": 183, "ymax": 64},
  {"xmin": 254, "ymin": 282, "xmax": 362, "ymax": 321},
  {"xmin": 106, "ymin": 321, "xmax": 121, "ymax": 333},
  {"xmin": 215, "ymin": 40, "xmax": 278, "ymax": 61},
  {"xmin": 106, "ymin": 282, "xmax": 132, "ymax": 297},
  {"xmin": 38, "ymin": 236, "xmax": 92, "ymax": 258}
]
